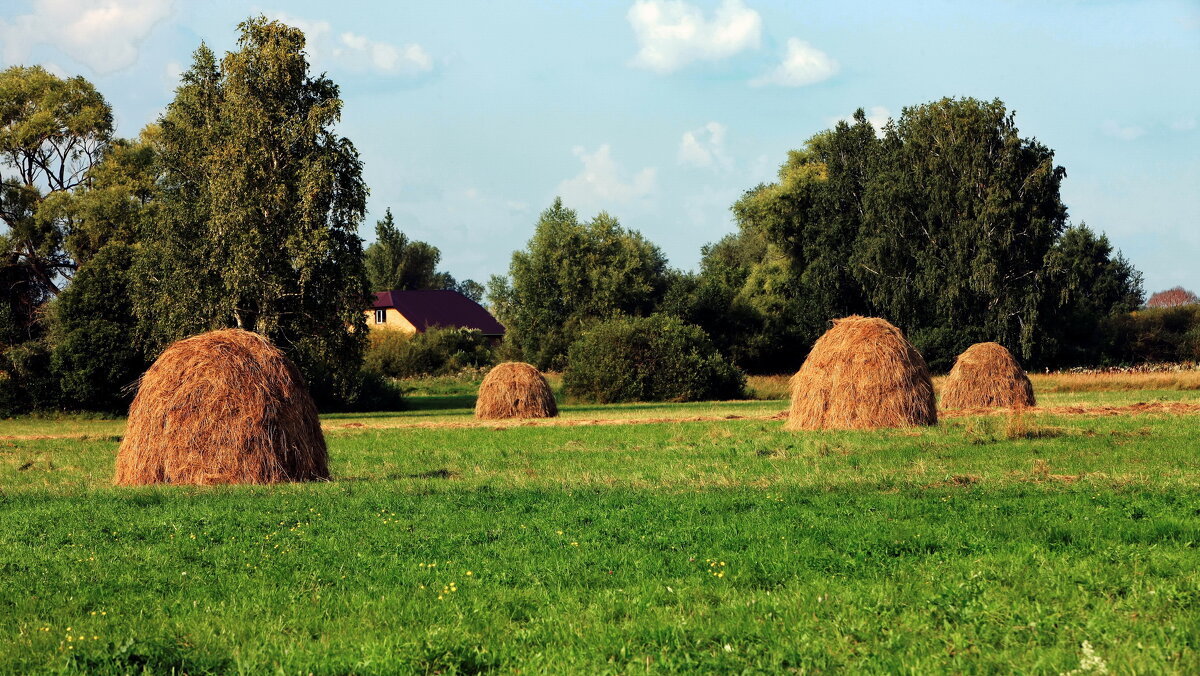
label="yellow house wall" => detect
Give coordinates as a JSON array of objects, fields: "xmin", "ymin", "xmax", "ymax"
[{"xmin": 364, "ymin": 308, "xmax": 418, "ymax": 333}]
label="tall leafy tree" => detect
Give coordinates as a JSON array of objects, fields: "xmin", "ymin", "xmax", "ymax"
[
  {"xmin": 1041, "ymin": 224, "xmax": 1143, "ymax": 365},
  {"xmin": 136, "ymin": 17, "xmax": 370, "ymax": 402},
  {"xmin": 489, "ymin": 198, "xmax": 670, "ymax": 370},
  {"xmin": 733, "ymin": 98, "xmax": 1136, "ymax": 369},
  {"xmin": 364, "ymin": 208, "xmax": 442, "ymax": 292},
  {"xmin": 0, "ymin": 66, "xmax": 113, "ymax": 336},
  {"xmin": 856, "ymin": 98, "xmax": 1068, "ymax": 362}
]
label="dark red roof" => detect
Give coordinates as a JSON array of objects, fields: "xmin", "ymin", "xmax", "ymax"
[{"xmin": 371, "ymin": 290, "xmax": 505, "ymax": 336}]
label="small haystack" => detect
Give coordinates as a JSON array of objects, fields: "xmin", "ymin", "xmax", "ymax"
[
  {"xmin": 475, "ymin": 362, "xmax": 558, "ymax": 420},
  {"xmin": 114, "ymin": 329, "xmax": 328, "ymax": 485},
  {"xmin": 940, "ymin": 342, "xmax": 1035, "ymax": 410},
  {"xmin": 787, "ymin": 316, "xmax": 937, "ymax": 431}
]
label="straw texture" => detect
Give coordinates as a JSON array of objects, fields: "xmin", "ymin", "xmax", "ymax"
[
  {"xmin": 940, "ymin": 341, "xmax": 1035, "ymax": 410},
  {"xmin": 786, "ymin": 316, "xmax": 937, "ymax": 431},
  {"xmin": 474, "ymin": 362, "xmax": 558, "ymax": 420},
  {"xmin": 114, "ymin": 329, "xmax": 328, "ymax": 485}
]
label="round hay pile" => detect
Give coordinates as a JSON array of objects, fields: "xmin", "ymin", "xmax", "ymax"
[
  {"xmin": 786, "ymin": 316, "xmax": 937, "ymax": 431},
  {"xmin": 475, "ymin": 362, "xmax": 558, "ymax": 420},
  {"xmin": 114, "ymin": 329, "xmax": 329, "ymax": 485},
  {"xmin": 940, "ymin": 342, "xmax": 1035, "ymax": 410}
]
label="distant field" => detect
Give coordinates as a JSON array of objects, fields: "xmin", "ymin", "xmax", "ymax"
[{"xmin": 2, "ymin": 376, "xmax": 1200, "ymax": 673}]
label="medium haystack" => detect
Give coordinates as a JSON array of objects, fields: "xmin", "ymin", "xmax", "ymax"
[
  {"xmin": 787, "ymin": 316, "xmax": 937, "ymax": 431},
  {"xmin": 114, "ymin": 329, "xmax": 328, "ymax": 485},
  {"xmin": 940, "ymin": 342, "xmax": 1035, "ymax": 410},
  {"xmin": 475, "ymin": 362, "xmax": 558, "ymax": 420}
]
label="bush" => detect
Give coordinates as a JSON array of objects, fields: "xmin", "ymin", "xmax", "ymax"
[
  {"xmin": 1103, "ymin": 306, "xmax": 1200, "ymax": 364},
  {"xmin": 364, "ymin": 327, "xmax": 496, "ymax": 378},
  {"xmin": 49, "ymin": 243, "xmax": 146, "ymax": 413},
  {"xmin": 563, "ymin": 314, "xmax": 745, "ymax": 403}
]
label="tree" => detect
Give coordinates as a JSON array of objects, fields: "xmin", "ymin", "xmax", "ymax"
[
  {"xmin": 1040, "ymin": 224, "xmax": 1143, "ymax": 365},
  {"xmin": 733, "ymin": 98, "xmax": 1135, "ymax": 369},
  {"xmin": 135, "ymin": 17, "xmax": 370, "ymax": 403},
  {"xmin": 365, "ymin": 208, "xmax": 441, "ymax": 292},
  {"xmin": 1146, "ymin": 287, "xmax": 1198, "ymax": 308},
  {"xmin": 490, "ymin": 198, "xmax": 670, "ymax": 370},
  {"xmin": 0, "ymin": 65, "xmax": 113, "ymax": 330},
  {"xmin": 563, "ymin": 314, "xmax": 745, "ymax": 403},
  {"xmin": 50, "ymin": 242, "xmax": 146, "ymax": 412},
  {"xmin": 856, "ymin": 98, "xmax": 1067, "ymax": 364}
]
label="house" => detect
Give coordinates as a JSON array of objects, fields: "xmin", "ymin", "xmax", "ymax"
[{"xmin": 366, "ymin": 289, "xmax": 505, "ymax": 339}]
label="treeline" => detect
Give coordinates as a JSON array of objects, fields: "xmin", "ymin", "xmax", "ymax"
[
  {"xmin": 0, "ymin": 18, "xmax": 387, "ymax": 414},
  {"xmin": 0, "ymin": 15, "xmax": 1185, "ymax": 414},
  {"xmin": 486, "ymin": 101, "xmax": 1146, "ymax": 381}
]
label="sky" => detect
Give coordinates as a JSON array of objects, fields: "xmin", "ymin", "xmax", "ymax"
[{"xmin": 2, "ymin": 0, "xmax": 1198, "ymax": 294}]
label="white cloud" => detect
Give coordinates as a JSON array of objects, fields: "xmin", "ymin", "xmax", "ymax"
[
  {"xmin": 557, "ymin": 145, "xmax": 657, "ymax": 207},
  {"xmin": 750, "ymin": 37, "xmax": 837, "ymax": 87},
  {"xmin": 678, "ymin": 121, "xmax": 731, "ymax": 169},
  {"xmin": 829, "ymin": 106, "xmax": 892, "ymax": 137},
  {"xmin": 335, "ymin": 32, "xmax": 432, "ymax": 74},
  {"xmin": 627, "ymin": 0, "xmax": 761, "ymax": 73},
  {"xmin": 271, "ymin": 13, "xmax": 433, "ymax": 76},
  {"xmin": 0, "ymin": 0, "xmax": 174, "ymax": 74},
  {"xmin": 1101, "ymin": 120, "xmax": 1146, "ymax": 141},
  {"xmin": 1171, "ymin": 117, "xmax": 1196, "ymax": 131}
]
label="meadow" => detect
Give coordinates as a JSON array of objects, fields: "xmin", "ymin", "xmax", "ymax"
[{"xmin": 2, "ymin": 379, "xmax": 1199, "ymax": 673}]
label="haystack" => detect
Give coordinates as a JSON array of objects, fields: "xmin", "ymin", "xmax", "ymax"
[
  {"xmin": 787, "ymin": 316, "xmax": 937, "ymax": 431},
  {"xmin": 940, "ymin": 342, "xmax": 1035, "ymax": 410},
  {"xmin": 114, "ymin": 329, "xmax": 328, "ymax": 485},
  {"xmin": 475, "ymin": 362, "xmax": 558, "ymax": 420}
]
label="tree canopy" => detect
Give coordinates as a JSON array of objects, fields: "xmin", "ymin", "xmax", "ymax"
[
  {"xmin": 728, "ymin": 98, "xmax": 1140, "ymax": 369},
  {"xmin": 489, "ymin": 198, "xmax": 670, "ymax": 370},
  {"xmin": 134, "ymin": 17, "xmax": 371, "ymax": 401},
  {"xmin": 0, "ymin": 65, "xmax": 113, "ymax": 335}
]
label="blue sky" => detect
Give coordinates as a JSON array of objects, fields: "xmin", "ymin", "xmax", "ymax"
[{"xmin": 3, "ymin": 0, "xmax": 1197, "ymax": 293}]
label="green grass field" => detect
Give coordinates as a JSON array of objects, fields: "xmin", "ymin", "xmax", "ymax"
[{"xmin": 2, "ymin": 384, "xmax": 1200, "ymax": 674}]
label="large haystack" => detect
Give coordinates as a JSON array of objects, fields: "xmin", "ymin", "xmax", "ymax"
[
  {"xmin": 475, "ymin": 362, "xmax": 558, "ymax": 420},
  {"xmin": 114, "ymin": 329, "xmax": 328, "ymax": 485},
  {"xmin": 787, "ymin": 316, "xmax": 937, "ymax": 431},
  {"xmin": 940, "ymin": 342, "xmax": 1035, "ymax": 410}
]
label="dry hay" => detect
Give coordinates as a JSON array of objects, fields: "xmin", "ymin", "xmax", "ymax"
[
  {"xmin": 474, "ymin": 362, "xmax": 558, "ymax": 420},
  {"xmin": 786, "ymin": 316, "xmax": 937, "ymax": 431},
  {"xmin": 114, "ymin": 329, "xmax": 328, "ymax": 485},
  {"xmin": 941, "ymin": 342, "xmax": 1035, "ymax": 410}
]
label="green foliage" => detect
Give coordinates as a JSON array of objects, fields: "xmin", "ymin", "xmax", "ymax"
[
  {"xmin": 365, "ymin": 208, "xmax": 443, "ymax": 293},
  {"xmin": 0, "ymin": 65, "xmax": 113, "ymax": 304},
  {"xmin": 133, "ymin": 18, "xmax": 371, "ymax": 406},
  {"xmin": 564, "ymin": 314, "xmax": 745, "ymax": 403},
  {"xmin": 50, "ymin": 243, "xmax": 145, "ymax": 412},
  {"xmin": 1104, "ymin": 305, "xmax": 1200, "ymax": 364},
  {"xmin": 492, "ymin": 198, "xmax": 670, "ymax": 371},
  {"xmin": 364, "ymin": 327, "xmax": 496, "ymax": 379},
  {"xmin": 732, "ymin": 99, "xmax": 1140, "ymax": 370},
  {"xmin": 53, "ymin": 131, "xmax": 160, "ymax": 265},
  {"xmin": 1041, "ymin": 224, "xmax": 1144, "ymax": 366}
]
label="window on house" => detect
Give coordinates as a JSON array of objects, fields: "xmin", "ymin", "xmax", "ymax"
[{"xmin": 374, "ymin": 309, "xmax": 386, "ymax": 324}]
